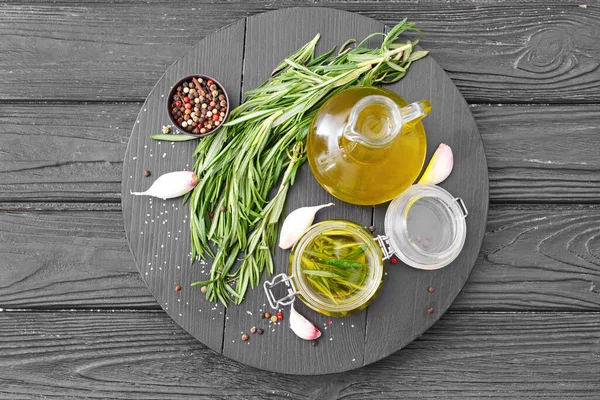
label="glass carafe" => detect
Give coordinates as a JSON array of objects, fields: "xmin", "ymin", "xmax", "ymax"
[{"xmin": 307, "ymin": 87, "xmax": 430, "ymax": 205}]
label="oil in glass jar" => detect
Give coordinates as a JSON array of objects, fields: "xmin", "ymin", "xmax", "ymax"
[{"xmin": 289, "ymin": 220, "xmax": 384, "ymax": 316}]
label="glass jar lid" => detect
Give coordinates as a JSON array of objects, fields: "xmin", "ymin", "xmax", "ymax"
[
  {"xmin": 384, "ymin": 184, "xmax": 468, "ymax": 270},
  {"xmin": 290, "ymin": 220, "xmax": 384, "ymax": 316}
]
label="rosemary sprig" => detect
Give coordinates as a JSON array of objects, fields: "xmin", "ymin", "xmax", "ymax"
[{"xmin": 190, "ymin": 19, "xmax": 428, "ymax": 306}]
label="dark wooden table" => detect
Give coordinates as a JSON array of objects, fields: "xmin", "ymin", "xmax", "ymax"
[{"xmin": 1, "ymin": 1, "xmax": 599, "ymax": 398}]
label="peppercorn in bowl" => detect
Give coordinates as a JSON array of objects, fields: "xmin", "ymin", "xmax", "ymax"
[{"xmin": 167, "ymin": 75, "xmax": 229, "ymax": 136}]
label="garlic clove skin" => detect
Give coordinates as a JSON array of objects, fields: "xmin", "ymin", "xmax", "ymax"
[
  {"xmin": 131, "ymin": 171, "xmax": 199, "ymax": 199},
  {"xmin": 278, "ymin": 203, "xmax": 334, "ymax": 249},
  {"xmin": 289, "ymin": 304, "xmax": 321, "ymax": 341},
  {"xmin": 418, "ymin": 143, "xmax": 454, "ymax": 185}
]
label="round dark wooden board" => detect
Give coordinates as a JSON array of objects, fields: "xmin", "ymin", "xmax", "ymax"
[{"xmin": 122, "ymin": 7, "xmax": 489, "ymax": 375}]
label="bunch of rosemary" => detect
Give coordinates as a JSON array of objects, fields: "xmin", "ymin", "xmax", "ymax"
[{"xmin": 189, "ymin": 19, "xmax": 428, "ymax": 306}]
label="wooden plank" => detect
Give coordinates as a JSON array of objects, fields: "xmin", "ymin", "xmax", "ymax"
[
  {"xmin": 120, "ymin": 18, "xmax": 247, "ymax": 353},
  {"xmin": 221, "ymin": 7, "xmax": 381, "ymax": 375},
  {"xmin": 458, "ymin": 204, "xmax": 600, "ymax": 310},
  {"xmin": 1, "ymin": 310, "xmax": 599, "ymax": 398},
  {"xmin": 1, "ymin": 205, "xmax": 600, "ymax": 311},
  {"xmin": 363, "ymin": 21, "xmax": 489, "ymax": 365},
  {"xmin": 1, "ymin": 102, "xmax": 599, "ymax": 204},
  {"xmin": 473, "ymin": 104, "xmax": 600, "ymax": 203},
  {"xmin": 0, "ymin": 1, "xmax": 598, "ymax": 103},
  {"xmin": 0, "ymin": 102, "xmax": 137, "ymax": 202},
  {"xmin": 0, "ymin": 209, "xmax": 157, "ymax": 309}
]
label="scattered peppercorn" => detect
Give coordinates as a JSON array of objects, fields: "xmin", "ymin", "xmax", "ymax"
[
  {"xmin": 264, "ymin": 312, "xmax": 271, "ymax": 319},
  {"xmin": 327, "ymin": 320, "xmax": 332, "ymax": 325},
  {"xmin": 175, "ymin": 285, "xmax": 181, "ymax": 292},
  {"xmin": 200, "ymin": 286, "xmax": 207, "ymax": 293},
  {"xmin": 220, "ymin": 205, "xmax": 226, "ymax": 212},
  {"xmin": 209, "ymin": 212, "xmax": 214, "ymax": 219},
  {"xmin": 368, "ymin": 225, "xmax": 375, "ymax": 232},
  {"xmin": 143, "ymin": 170, "xmax": 151, "ymax": 177},
  {"xmin": 390, "ymin": 257, "xmax": 398, "ymax": 264},
  {"xmin": 428, "ymin": 286, "xmax": 435, "ymax": 293},
  {"xmin": 250, "ymin": 327, "xmax": 257, "ymax": 334},
  {"xmin": 257, "ymin": 328, "xmax": 264, "ymax": 335},
  {"xmin": 241, "ymin": 333, "xmax": 249, "ymax": 341},
  {"xmin": 162, "ymin": 125, "xmax": 171, "ymax": 134},
  {"xmin": 276, "ymin": 311, "xmax": 283, "ymax": 321},
  {"xmin": 312, "ymin": 340, "xmax": 318, "ymax": 347},
  {"xmin": 427, "ymin": 307, "xmax": 434, "ymax": 314},
  {"xmin": 270, "ymin": 316, "xmax": 278, "ymax": 323}
]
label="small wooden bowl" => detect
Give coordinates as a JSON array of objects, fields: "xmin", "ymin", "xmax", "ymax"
[{"xmin": 166, "ymin": 74, "xmax": 230, "ymax": 137}]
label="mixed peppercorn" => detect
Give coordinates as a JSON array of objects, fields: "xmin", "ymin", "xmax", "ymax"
[{"xmin": 170, "ymin": 76, "xmax": 228, "ymax": 135}]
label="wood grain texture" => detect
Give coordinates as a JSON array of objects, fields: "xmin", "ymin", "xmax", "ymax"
[
  {"xmin": 473, "ymin": 104, "xmax": 600, "ymax": 203},
  {"xmin": 3, "ymin": 205, "xmax": 599, "ymax": 311},
  {"xmin": 121, "ymin": 18, "xmax": 246, "ymax": 353},
  {"xmin": 220, "ymin": 7, "xmax": 381, "ymax": 375},
  {"xmin": 2, "ymin": 103, "xmax": 598, "ymax": 204},
  {"xmin": 0, "ymin": 102, "xmax": 137, "ymax": 202},
  {"xmin": 1, "ymin": 0, "xmax": 599, "ymax": 103},
  {"xmin": 461, "ymin": 204, "xmax": 600, "ymax": 311},
  {"xmin": 0, "ymin": 210, "xmax": 156, "ymax": 309},
  {"xmin": 1, "ymin": 310, "xmax": 600, "ymax": 399}
]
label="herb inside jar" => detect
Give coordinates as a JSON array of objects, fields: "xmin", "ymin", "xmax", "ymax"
[{"xmin": 301, "ymin": 230, "xmax": 372, "ymax": 304}]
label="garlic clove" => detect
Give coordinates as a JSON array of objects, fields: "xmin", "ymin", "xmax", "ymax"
[
  {"xmin": 289, "ymin": 303, "xmax": 321, "ymax": 341},
  {"xmin": 418, "ymin": 143, "xmax": 454, "ymax": 185},
  {"xmin": 278, "ymin": 203, "xmax": 334, "ymax": 249},
  {"xmin": 131, "ymin": 170, "xmax": 199, "ymax": 199}
]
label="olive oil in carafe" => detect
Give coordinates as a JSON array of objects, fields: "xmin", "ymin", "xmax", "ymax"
[{"xmin": 307, "ymin": 87, "xmax": 429, "ymax": 205}]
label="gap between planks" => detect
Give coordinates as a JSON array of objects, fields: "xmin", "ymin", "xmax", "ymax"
[{"xmin": 3, "ymin": 308, "xmax": 600, "ymax": 316}]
